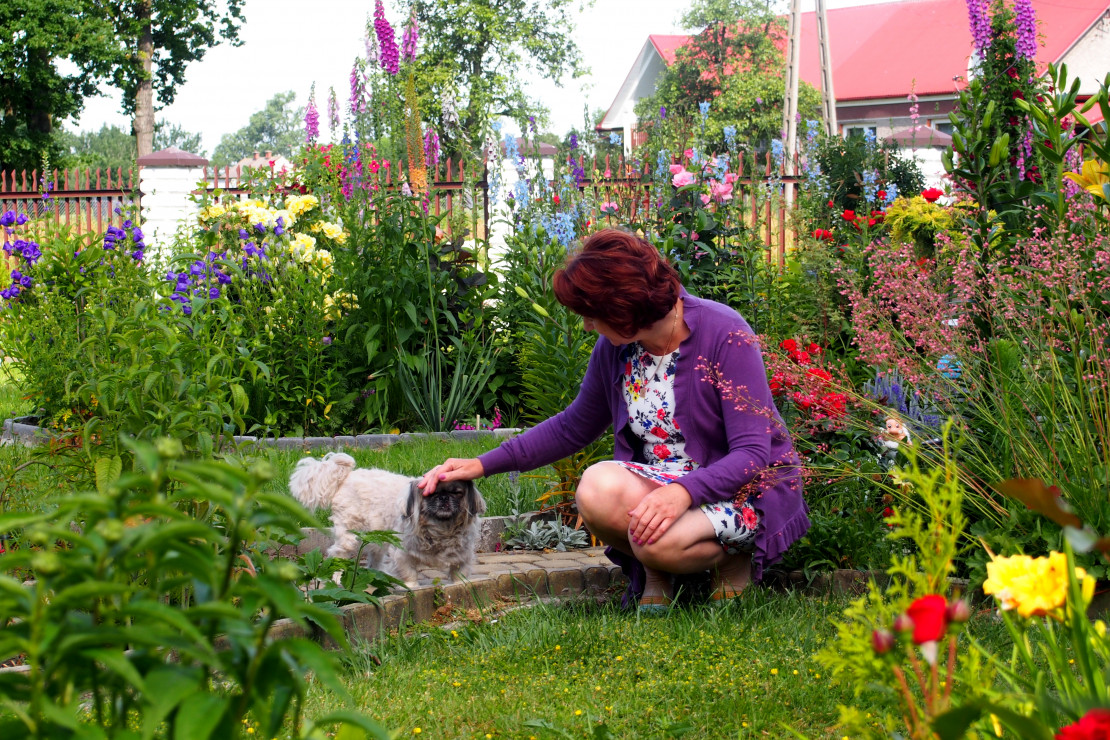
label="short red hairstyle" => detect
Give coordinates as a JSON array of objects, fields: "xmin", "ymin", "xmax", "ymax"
[{"xmin": 552, "ymin": 228, "xmax": 681, "ymax": 337}]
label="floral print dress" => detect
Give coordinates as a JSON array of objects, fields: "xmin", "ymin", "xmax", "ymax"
[{"xmin": 612, "ymin": 342, "xmax": 760, "ymax": 555}]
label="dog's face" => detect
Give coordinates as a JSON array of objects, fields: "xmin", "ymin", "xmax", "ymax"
[{"xmin": 405, "ymin": 480, "xmax": 485, "ymax": 523}]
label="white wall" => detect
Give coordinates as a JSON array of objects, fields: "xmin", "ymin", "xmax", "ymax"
[
  {"xmin": 1060, "ymin": 14, "xmax": 1110, "ymax": 96},
  {"xmin": 139, "ymin": 166, "xmax": 207, "ymax": 262}
]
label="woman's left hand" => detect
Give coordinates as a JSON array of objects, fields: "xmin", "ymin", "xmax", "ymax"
[{"xmin": 628, "ymin": 483, "xmax": 693, "ymax": 546}]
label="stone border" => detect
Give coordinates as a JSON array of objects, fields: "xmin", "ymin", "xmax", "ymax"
[{"xmin": 1, "ymin": 417, "xmax": 522, "ymax": 450}]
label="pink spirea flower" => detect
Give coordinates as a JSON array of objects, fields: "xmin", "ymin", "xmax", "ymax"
[{"xmin": 374, "ymin": 0, "xmax": 400, "ymax": 75}]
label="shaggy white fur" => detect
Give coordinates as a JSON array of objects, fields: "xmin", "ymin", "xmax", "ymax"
[{"xmin": 288, "ymin": 452, "xmax": 485, "ymax": 586}]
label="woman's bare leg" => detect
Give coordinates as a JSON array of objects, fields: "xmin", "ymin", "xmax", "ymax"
[{"xmin": 575, "ymin": 462, "xmax": 752, "ymax": 600}]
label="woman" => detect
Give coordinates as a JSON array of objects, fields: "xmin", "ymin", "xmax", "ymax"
[{"xmin": 418, "ymin": 229, "xmax": 808, "ymax": 610}]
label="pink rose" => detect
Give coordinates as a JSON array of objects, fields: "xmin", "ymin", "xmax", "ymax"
[
  {"xmin": 669, "ymin": 164, "xmax": 684, "ymax": 175},
  {"xmin": 724, "ymin": 172, "xmax": 739, "ymax": 184},
  {"xmin": 700, "ymin": 194, "xmax": 711, "ymax": 206},
  {"xmin": 683, "ymin": 148, "xmax": 694, "ymax": 159},
  {"xmin": 710, "ymin": 180, "xmax": 734, "ymax": 202},
  {"xmin": 672, "ymin": 169, "xmax": 695, "ymax": 188}
]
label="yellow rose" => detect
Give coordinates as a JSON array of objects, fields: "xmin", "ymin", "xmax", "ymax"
[
  {"xmin": 983, "ymin": 551, "xmax": 1089, "ymax": 619},
  {"xmin": 285, "ymin": 194, "xmax": 319, "ymax": 217},
  {"xmin": 198, "ymin": 203, "xmax": 227, "ymax": 223}
]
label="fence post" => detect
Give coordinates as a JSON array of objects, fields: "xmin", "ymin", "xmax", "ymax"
[{"xmin": 137, "ymin": 147, "xmax": 209, "ymax": 262}]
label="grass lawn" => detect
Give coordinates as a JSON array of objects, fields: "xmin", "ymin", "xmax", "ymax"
[{"xmin": 299, "ymin": 592, "xmax": 1011, "ymax": 739}]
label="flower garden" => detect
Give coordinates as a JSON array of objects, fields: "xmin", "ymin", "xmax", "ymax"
[{"xmin": 4, "ymin": 0, "xmax": 1110, "ymax": 737}]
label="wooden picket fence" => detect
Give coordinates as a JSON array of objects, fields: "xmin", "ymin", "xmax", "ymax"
[
  {"xmin": 0, "ymin": 168, "xmax": 136, "ymax": 234},
  {"xmin": 198, "ymin": 151, "xmax": 802, "ymax": 261}
]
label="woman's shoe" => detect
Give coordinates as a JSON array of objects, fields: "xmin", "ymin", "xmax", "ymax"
[
  {"xmin": 710, "ymin": 586, "xmax": 744, "ymax": 602},
  {"xmin": 637, "ymin": 593, "xmax": 673, "ymax": 614}
]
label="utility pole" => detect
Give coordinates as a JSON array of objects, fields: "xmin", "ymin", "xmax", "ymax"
[{"xmin": 781, "ymin": 0, "xmax": 839, "ymax": 175}]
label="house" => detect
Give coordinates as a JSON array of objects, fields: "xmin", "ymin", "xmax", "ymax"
[
  {"xmin": 599, "ymin": 0, "xmax": 1110, "ymax": 148},
  {"xmin": 235, "ymin": 150, "xmax": 293, "ymax": 173}
]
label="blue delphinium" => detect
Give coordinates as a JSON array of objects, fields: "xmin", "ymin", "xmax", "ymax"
[
  {"xmin": 609, "ymin": 132, "xmax": 622, "ymax": 146},
  {"xmin": 883, "ymin": 183, "xmax": 899, "ymax": 206},
  {"xmin": 698, "ymin": 100, "xmax": 711, "ymax": 123},
  {"xmin": 722, "ymin": 125, "xmax": 737, "ymax": 151},
  {"xmin": 862, "ymin": 169, "xmax": 879, "ymax": 204},
  {"xmin": 863, "ymin": 369, "xmax": 943, "ymax": 433}
]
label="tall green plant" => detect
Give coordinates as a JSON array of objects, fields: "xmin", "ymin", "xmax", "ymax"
[{"xmin": 0, "ymin": 438, "xmax": 387, "ymax": 739}]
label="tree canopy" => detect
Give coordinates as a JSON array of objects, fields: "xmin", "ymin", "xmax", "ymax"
[
  {"xmin": 635, "ymin": 0, "xmax": 821, "ymax": 153},
  {"xmin": 0, "ymin": 0, "xmax": 244, "ymax": 170},
  {"xmin": 210, "ymin": 91, "xmax": 303, "ymax": 168},
  {"xmin": 55, "ymin": 120, "xmax": 206, "ymax": 172},
  {"xmin": 409, "ymin": 0, "xmax": 587, "ymax": 157}
]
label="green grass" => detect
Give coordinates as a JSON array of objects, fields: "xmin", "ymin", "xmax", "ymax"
[
  {"xmin": 1, "ymin": 437, "xmax": 554, "ymax": 519},
  {"xmin": 296, "ymin": 593, "xmax": 1009, "ymax": 739}
]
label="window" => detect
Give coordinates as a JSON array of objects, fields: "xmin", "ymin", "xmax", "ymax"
[
  {"xmin": 846, "ymin": 125, "xmax": 877, "ymax": 140},
  {"xmin": 934, "ymin": 121, "xmax": 955, "ymax": 135}
]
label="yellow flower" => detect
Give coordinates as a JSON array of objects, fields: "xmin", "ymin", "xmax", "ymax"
[
  {"xmin": 289, "ymin": 233, "xmax": 317, "ymax": 260},
  {"xmin": 1064, "ymin": 159, "xmax": 1110, "ymax": 203},
  {"xmin": 284, "ymin": 194, "xmax": 319, "ymax": 217},
  {"xmin": 983, "ymin": 551, "xmax": 1090, "ymax": 619},
  {"xmin": 198, "ymin": 203, "xmax": 227, "ymax": 223},
  {"xmin": 311, "ymin": 220, "xmax": 348, "ymax": 244}
]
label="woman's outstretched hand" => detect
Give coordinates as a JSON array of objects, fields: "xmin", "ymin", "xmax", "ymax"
[
  {"xmin": 627, "ymin": 483, "xmax": 693, "ymax": 546},
  {"xmin": 417, "ymin": 458, "xmax": 485, "ymax": 495}
]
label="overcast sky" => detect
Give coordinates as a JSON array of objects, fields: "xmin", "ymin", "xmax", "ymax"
[{"xmin": 74, "ymin": 0, "xmax": 884, "ymax": 156}]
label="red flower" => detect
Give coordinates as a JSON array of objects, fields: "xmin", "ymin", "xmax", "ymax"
[
  {"xmin": 650, "ymin": 425, "xmax": 668, "ymax": 439},
  {"xmin": 827, "ymin": 199, "xmax": 834, "ymax": 208},
  {"xmin": 652, "ymin": 444, "xmax": 671, "ymax": 459},
  {"xmin": 921, "ymin": 187, "xmax": 944, "ymax": 203},
  {"xmin": 1012, "ymin": 89, "xmax": 1025, "ymax": 100},
  {"xmin": 807, "ymin": 343, "xmax": 822, "ymax": 354},
  {"xmin": 806, "ymin": 367, "xmax": 832, "ymax": 384},
  {"xmin": 842, "ymin": 209, "xmax": 857, "ymax": 221},
  {"xmin": 882, "ymin": 506, "xmax": 894, "ymax": 518},
  {"xmin": 867, "ymin": 218, "xmax": 877, "ymax": 227},
  {"xmin": 790, "ymin": 349, "xmax": 811, "ymax": 365},
  {"xmin": 553, "ymin": 194, "xmax": 561, "ymax": 204},
  {"xmin": 905, "ymin": 595, "xmax": 949, "ymax": 644},
  {"xmin": 769, "ymin": 372, "xmax": 785, "ymax": 396},
  {"xmin": 656, "ymin": 408, "xmax": 667, "ymax": 420},
  {"xmin": 792, "ymin": 392, "xmax": 815, "ymax": 410},
  {"xmin": 1006, "ymin": 67, "xmax": 1019, "ymax": 79},
  {"xmin": 819, "ymin": 392, "xmax": 846, "ymax": 418},
  {"xmin": 875, "ymin": 190, "xmax": 887, "ymax": 201},
  {"xmin": 780, "ymin": 338, "xmax": 798, "ymax": 352},
  {"xmin": 1056, "ymin": 709, "xmax": 1110, "ymax": 740}
]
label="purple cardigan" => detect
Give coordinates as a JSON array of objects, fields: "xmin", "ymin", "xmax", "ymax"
[{"xmin": 479, "ymin": 292, "xmax": 809, "ymax": 582}]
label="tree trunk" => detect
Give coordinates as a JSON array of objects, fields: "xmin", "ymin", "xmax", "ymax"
[{"xmin": 134, "ymin": 0, "xmax": 155, "ymax": 158}]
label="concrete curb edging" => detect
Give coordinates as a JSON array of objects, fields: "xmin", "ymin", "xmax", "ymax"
[{"xmin": 1, "ymin": 418, "xmax": 522, "ymax": 450}]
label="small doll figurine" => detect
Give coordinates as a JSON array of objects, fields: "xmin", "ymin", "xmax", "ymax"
[{"xmin": 880, "ymin": 417, "xmax": 910, "ymax": 461}]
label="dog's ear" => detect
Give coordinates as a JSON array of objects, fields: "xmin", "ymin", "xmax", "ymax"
[
  {"xmin": 405, "ymin": 480, "xmax": 422, "ymax": 520},
  {"xmin": 464, "ymin": 482, "xmax": 486, "ymax": 518},
  {"xmin": 323, "ymin": 452, "xmax": 356, "ymax": 469}
]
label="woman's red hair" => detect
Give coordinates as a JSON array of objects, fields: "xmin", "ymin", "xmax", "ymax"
[{"xmin": 552, "ymin": 229, "xmax": 681, "ymax": 337}]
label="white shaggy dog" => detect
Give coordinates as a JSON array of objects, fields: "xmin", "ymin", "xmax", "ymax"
[{"xmin": 288, "ymin": 452, "xmax": 485, "ymax": 586}]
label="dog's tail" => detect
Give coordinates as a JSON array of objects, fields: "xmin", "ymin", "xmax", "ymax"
[{"xmin": 288, "ymin": 452, "xmax": 356, "ymax": 512}]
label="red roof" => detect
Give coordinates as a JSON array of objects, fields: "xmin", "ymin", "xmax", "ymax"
[{"xmin": 647, "ymin": 0, "xmax": 1108, "ymax": 102}]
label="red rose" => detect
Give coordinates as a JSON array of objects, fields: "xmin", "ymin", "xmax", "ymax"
[
  {"xmin": 791, "ymin": 350, "xmax": 811, "ymax": 365},
  {"xmin": 792, "ymin": 392, "xmax": 815, "ymax": 410},
  {"xmin": 868, "ymin": 218, "xmax": 877, "ymax": 227},
  {"xmin": 842, "ymin": 209, "xmax": 857, "ymax": 221},
  {"xmin": 905, "ymin": 595, "xmax": 949, "ymax": 644},
  {"xmin": 819, "ymin": 392, "xmax": 846, "ymax": 418},
  {"xmin": 1056, "ymin": 709, "xmax": 1110, "ymax": 740},
  {"xmin": 807, "ymin": 343, "xmax": 822, "ymax": 354},
  {"xmin": 921, "ymin": 187, "xmax": 944, "ymax": 203},
  {"xmin": 652, "ymin": 444, "xmax": 671, "ymax": 459},
  {"xmin": 769, "ymin": 373, "xmax": 785, "ymax": 396},
  {"xmin": 780, "ymin": 338, "xmax": 798, "ymax": 352}
]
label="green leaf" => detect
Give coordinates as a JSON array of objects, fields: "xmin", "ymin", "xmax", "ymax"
[
  {"xmin": 172, "ymin": 693, "xmax": 228, "ymax": 740},
  {"xmin": 81, "ymin": 648, "xmax": 146, "ymax": 692}
]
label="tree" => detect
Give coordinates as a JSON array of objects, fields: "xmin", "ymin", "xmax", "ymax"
[
  {"xmin": 54, "ymin": 119, "xmax": 206, "ymax": 172},
  {"xmin": 153, "ymin": 120, "xmax": 206, "ymax": 157},
  {"xmin": 409, "ymin": 0, "xmax": 587, "ymax": 158},
  {"xmin": 635, "ymin": 0, "xmax": 821, "ymax": 153},
  {"xmin": 210, "ymin": 91, "xmax": 304, "ymax": 168},
  {"xmin": 103, "ymin": 0, "xmax": 245, "ymax": 158},
  {"xmin": 0, "ymin": 2, "xmax": 118, "ymax": 171},
  {"xmin": 0, "ymin": 1, "xmax": 243, "ymax": 170}
]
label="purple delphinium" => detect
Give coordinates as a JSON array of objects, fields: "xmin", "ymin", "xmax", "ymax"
[
  {"xmin": 966, "ymin": 0, "xmax": 992, "ymax": 52},
  {"xmin": 328, "ymin": 87, "xmax": 340, "ymax": 132},
  {"xmin": 1013, "ymin": 0, "xmax": 1037, "ymax": 60},
  {"xmin": 374, "ymin": 0, "xmax": 400, "ymax": 76},
  {"xmin": 305, "ymin": 85, "xmax": 320, "ymax": 144},
  {"xmin": 401, "ymin": 9, "xmax": 418, "ymax": 62}
]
